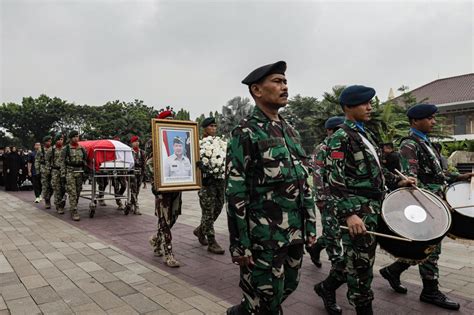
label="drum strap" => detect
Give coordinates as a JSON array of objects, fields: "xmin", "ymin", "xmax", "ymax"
[{"xmin": 400, "ymin": 135, "xmax": 445, "ymax": 184}]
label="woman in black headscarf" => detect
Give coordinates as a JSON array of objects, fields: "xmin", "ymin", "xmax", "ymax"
[{"xmin": 4, "ymin": 146, "xmax": 22, "ymax": 191}]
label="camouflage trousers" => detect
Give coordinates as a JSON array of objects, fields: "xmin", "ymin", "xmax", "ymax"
[
  {"xmin": 130, "ymin": 173, "xmax": 142, "ymax": 207},
  {"xmin": 51, "ymin": 169, "xmax": 66, "ymax": 210},
  {"xmin": 315, "ymin": 203, "xmax": 345, "ymax": 276},
  {"xmin": 341, "ymin": 213, "xmax": 378, "ymax": 307},
  {"xmin": 395, "ymin": 242, "xmax": 441, "ymax": 280},
  {"xmin": 198, "ymin": 179, "xmax": 225, "ymax": 239},
  {"xmin": 240, "ymin": 244, "xmax": 304, "ymax": 314},
  {"xmin": 66, "ymin": 170, "xmax": 83, "ymax": 210},
  {"xmin": 97, "ymin": 177, "xmax": 126, "ymax": 205},
  {"xmin": 150, "ymin": 192, "xmax": 182, "ymax": 256},
  {"xmin": 40, "ymin": 170, "xmax": 52, "ymax": 201}
]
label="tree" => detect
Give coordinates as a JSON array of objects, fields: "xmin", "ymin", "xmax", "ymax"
[{"xmin": 220, "ymin": 97, "xmax": 254, "ymax": 137}]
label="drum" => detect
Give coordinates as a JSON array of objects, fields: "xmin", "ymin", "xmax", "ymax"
[
  {"xmin": 445, "ymin": 182, "xmax": 474, "ymax": 240},
  {"xmin": 378, "ymin": 187, "xmax": 451, "ymax": 261}
]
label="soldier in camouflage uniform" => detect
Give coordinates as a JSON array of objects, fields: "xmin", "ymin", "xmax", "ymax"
[
  {"xmin": 45, "ymin": 134, "xmax": 66, "ymax": 214},
  {"xmin": 61, "ymin": 131, "xmax": 87, "ymax": 221},
  {"xmin": 307, "ymin": 116, "xmax": 345, "ymax": 269},
  {"xmin": 226, "ymin": 61, "xmax": 317, "ymax": 315},
  {"xmin": 148, "ymin": 108, "xmax": 183, "ymax": 268},
  {"xmin": 379, "ymin": 104, "xmax": 472, "ymax": 311},
  {"xmin": 321, "ymin": 85, "xmax": 415, "ymax": 315},
  {"xmin": 130, "ymin": 135, "xmax": 145, "ymax": 215},
  {"xmin": 193, "ymin": 117, "xmax": 226, "ymax": 254},
  {"xmin": 36, "ymin": 136, "xmax": 53, "ymax": 209}
]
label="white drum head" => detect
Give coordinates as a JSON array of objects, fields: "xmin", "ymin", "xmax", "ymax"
[
  {"xmin": 446, "ymin": 182, "xmax": 474, "ymax": 217},
  {"xmin": 382, "ymin": 187, "xmax": 451, "ymax": 241}
]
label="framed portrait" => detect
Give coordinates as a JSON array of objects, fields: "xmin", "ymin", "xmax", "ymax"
[{"xmin": 151, "ymin": 119, "xmax": 201, "ymax": 192}]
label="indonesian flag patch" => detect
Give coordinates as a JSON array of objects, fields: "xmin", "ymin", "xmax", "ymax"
[{"xmin": 331, "ymin": 151, "xmax": 344, "ymax": 159}]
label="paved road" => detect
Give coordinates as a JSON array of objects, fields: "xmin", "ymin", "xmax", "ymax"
[{"xmin": 1, "ymin": 186, "xmax": 473, "ymax": 314}]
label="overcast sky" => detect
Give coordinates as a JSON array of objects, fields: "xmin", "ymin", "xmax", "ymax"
[{"xmin": 1, "ymin": 0, "xmax": 472, "ymax": 119}]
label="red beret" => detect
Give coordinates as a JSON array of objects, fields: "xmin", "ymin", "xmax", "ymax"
[
  {"xmin": 130, "ymin": 136, "xmax": 139, "ymax": 143},
  {"xmin": 157, "ymin": 110, "xmax": 174, "ymax": 119}
]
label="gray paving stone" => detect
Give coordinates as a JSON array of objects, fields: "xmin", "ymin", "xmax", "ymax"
[
  {"xmin": 71, "ymin": 302, "xmax": 107, "ymax": 315},
  {"xmin": 121, "ymin": 293, "xmax": 162, "ymax": 313},
  {"xmin": 0, "ymin": 272, "xmax": 21, "ymax": 287},
  {"xmin": 150, "ymin": 293, "xmax": 194, "ymax": 314},
  {"xmin": 62, "ymin": 267, "xmax": 91, "ymax": 281},
  {"xmin": 46, "ymin": 275, "xmax": 77, "ymax": 291},
  {"xmin": 1, "ymin": 283, "xmax": 30, "ymax": 301},
  {"xmin": 104, "ymin": 280, "xmax": 138, "ymax": 297},
  {"xmin": 113, "ymin": 270, "xmax": 145, "ymax": 284},
  {"xmin": 131, "ymin": 281, "xmax": 166, "ymax": 298},
  {"xmin": 5, "ymin": 296, "xmax": 41, "ymax": 315},
  {"xmin": 29, "ymin": 285, "xmax": 61, "ymax": 304},
  {"xmin": 0, "ymin": 296, "xmax": 6, "ymax": 310},
  {"xmin": 57, "ymin": 287, "xmax": 94, "ymax": 307},
  {"xmin": 37, "ymin": 266, "xmax": 64, "ymax": 279},
  {"xmin": 90, "ymin": 290, "xmax": 126, "ymax": 310},
  {"xmin": 76, "ymin": 261, "xmax": 103, "ymax": 272},
  {"xmin": 38, "ymin": 299, "xmax": 74, "ymax": 315},
  {"xmin": 75, "ymin": 277, "xmax": 106, "ymax": 294},
  {"xmin": 20, "ymin": 274, "xmax": 48, "ymax": 289},
  {"xmin": 30, "ymin": 258, "xmax": 55, "ymax": 269}
]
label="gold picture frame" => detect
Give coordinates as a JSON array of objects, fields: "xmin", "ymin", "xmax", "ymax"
[{"xmin": 151, "ymin": 119, "xmax": 201, "ymax": 192}]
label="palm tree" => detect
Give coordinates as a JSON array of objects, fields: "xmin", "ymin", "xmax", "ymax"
[{"xmin": 220, "ymin": 97, "xmax": 254, "ymax": 137}]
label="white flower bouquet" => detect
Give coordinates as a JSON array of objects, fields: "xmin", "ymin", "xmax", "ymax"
[{"xmin": 199, "ymin": 136, "xmax": 227, "ymax": 179}]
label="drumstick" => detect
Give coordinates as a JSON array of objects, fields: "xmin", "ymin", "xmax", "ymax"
[
  {"xmin": 395, "ymin": 169, "xmax": 437, "ymax": 217},
  {"xmin": 340, "ymin": 226, "xmax": 412, "ymax": 242}
]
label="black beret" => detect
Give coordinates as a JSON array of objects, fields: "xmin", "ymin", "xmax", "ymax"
[
  {"xmin": 242, "ymin": 61, "xmax": 287, "ymax": 86},
  {"xmin": 201, "ymin": 117, "xmax": 216, "ymax": 128},
  {"xmin": 339, "ymin": 85, "xmax": 376, "ymax": 107},
  {"xmin": 407, "ymin": 103, "xmax": 438, "ymax": 119},
  {"xmin": 68, "ymin": 131, "xmax": 79, "ymax": 139},
  {"xmin": 42, "ymin": 135, "xmax": 52, "ymax": 142},
  {"xmin": 173, "ymin": 136, "xmax": 183, "ymax": 144},
  {"xmin": 325, "ymin": 116, "xmax": 345, "ymax": 129}
]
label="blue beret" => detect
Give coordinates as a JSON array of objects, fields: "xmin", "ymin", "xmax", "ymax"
[
  {"xmin": 339, "ymin": 85, "xmax": 376, "ymax": 107},
  {"xmin": 242, "ymin": 61, "xmax": 286, "ymax": 85},
  {"xmin": 325, "ymin": 116, "xmax": 345, "ymax": 129},
  {"xmin": 407, "ymin": 103, "xmax": 438, "ymax": 119},
  {"xmin": 201, "ymin": 117, "xmax": 216, "ymax": 128}
]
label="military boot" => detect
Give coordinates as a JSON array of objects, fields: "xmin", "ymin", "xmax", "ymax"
[
  {"xmin": 71, "ymin": 209, "xmax": 80, "ymax": 221},
  {"xmin": 98, "ymin": 199, "xmax": 107, "ymax": 206},
  {"xmin": 133, "ymin": 204, "xmax": 142, "ymax": 215},
  {"xmin": 116, "ymin": 200, "xmax": 124, "ymax": 211},
  {"xmin": 307, "ymin": 242, "xmax": 324, "ymax": 268},
  {"xmin": 207, "ymin": 238, "xmax": 225, "ymax": 255},
  {"xmin": 420, "ymin": 279, "xmax": 460, "ymax": 310},
  {"xmin": 45, "ymin": 199, "xmax": 51, "ymax": 209},
  {"xmin": 193, "ymin": 226, "xmax": 208, "ymax": 246},
  {"xmin": 314, "ymin": 281, "xmax": 342, "ymax": 314},
  {"xmin": 56, "ymin": 207, "xmax": 64, "ymax": 215},
  {"xmin": 355, "ymin": 302, "xmax": 373, "ymax": 315},
  {"xmin": 379, "ymin": 261, "xmax": 409, "ymax": 294},
  {"xmin": 226, "ymin": 303, "xmax": 249, "ymax": 315}
]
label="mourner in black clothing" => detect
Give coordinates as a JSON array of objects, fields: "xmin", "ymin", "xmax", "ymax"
[{"xmin": 4, "ymin": 146, "xmax": 22, "ymax": 191}]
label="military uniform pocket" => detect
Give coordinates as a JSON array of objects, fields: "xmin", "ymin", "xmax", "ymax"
[{"xmin": 260, "ymin": 142, "xmax": 290, "ymax": 183}]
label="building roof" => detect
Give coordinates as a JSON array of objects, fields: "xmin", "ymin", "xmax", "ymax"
[{"xmin": 392, "ymin": 73, "xmax": 473, "ymax": 106}]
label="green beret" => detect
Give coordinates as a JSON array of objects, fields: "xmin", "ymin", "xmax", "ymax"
[
  {"xmin": 173, "ymin": 136, "xmax": 183, "ymax": 145},
  {"xmin": 69, "ymin": 130, "xmax": 79, "ymax": 139},
  {"xmin": 54, "ymin": 133, "xmax": 63, "ymax": 142},
  {"xmin": 43, "ymin": 135, "xmax": 52, "ymax": 142},
  {"xmin": 201, "ymin": 117, "xmax": 216, "ymax": 128}
]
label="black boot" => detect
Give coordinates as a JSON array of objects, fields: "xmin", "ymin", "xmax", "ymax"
[
  {"xmin": 307, "ymin": 242, "xmax": 323, "ymax": 268},
  {"xmin": 355, "ymin": 302, "xmax": 373, "ymax": 315},
  {"xmin": 379, "ymin": 261, "xmax": 409, "ymax": 294},
  {"xmin": 314, "ymin": 275, "xmax": 344, "ymax": 315},
  {"xmin": 226, "ymin": 303, "xmax": 249, "ymax": 315},
  {"xmin": 420, "ymin": 279, "xmax": 460, "ymax": 310}
]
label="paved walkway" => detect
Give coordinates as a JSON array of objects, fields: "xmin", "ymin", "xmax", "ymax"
[{"xmin": 1, "ymin": 186, "xmax": 473, "ymax": 314}]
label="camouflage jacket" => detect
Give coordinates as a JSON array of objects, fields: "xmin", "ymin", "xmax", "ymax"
[
  {"xmin": 400, "ymin": 130, "xmax": 458, "ymax": 194},
  {"xmin": 132, "ymin": 148, "xmax": 146, "ymax": 174},
  {"xmin": 313, "ymin": 137, "xmax": 332, "ymax": 203},
  {"xmin": 45, "ymin": 146, "xmax": 64, "ymax": 172},
  {"xmin": 225, "ymin": 106, "xmax": 316, "ymax": 257},
  {"xmin": 35, "ymin": 146, "xmax": 51, "ymax": 175},
  {"xmin": 60, "ymin": 144, "xmax": 87, "ymax": 177},
  {"xmin": 325, "ymin": 120, "xmax": 400, "ymax": 219}
]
